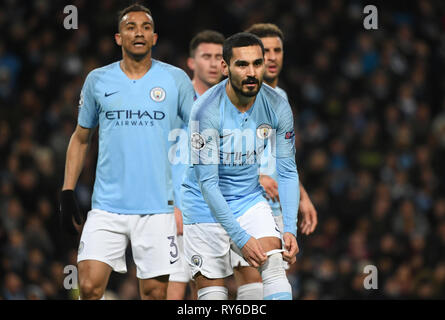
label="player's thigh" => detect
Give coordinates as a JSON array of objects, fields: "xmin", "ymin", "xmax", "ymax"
[
  {"xmin": 258, "ymin": 236, "xmax": 282, "ymax": 252},
  {"xmin": 194, "ymin": 272, "xmax": 226, "ymax": 290},
  {"xmin": 78, "ymin": 259, "xmax": 112, "ymax": 293},
  {"xmin": 233, "ymin": 266, "xmax": 262, "ymax": 286}
]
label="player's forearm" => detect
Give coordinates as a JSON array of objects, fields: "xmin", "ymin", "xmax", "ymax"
[
  {"xmin": 195, "ymin": 165, "xmax": 251, "ymax": 249},
  {"xmin": 62, "ymin": 132, "xmax": 90, "ymax": 191},
  {"xmin": 277, "ymin": 157, "xmax": 300, "ymax": 236}
]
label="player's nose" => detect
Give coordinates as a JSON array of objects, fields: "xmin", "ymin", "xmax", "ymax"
[{"xmin": 246, "ymin": 64, "xmax": 255, "ymax": 76}]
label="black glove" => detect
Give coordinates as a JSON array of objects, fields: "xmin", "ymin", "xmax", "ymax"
[{"xmin": 59, "ymin": 190, "xmax": 83, "ymax": 235}]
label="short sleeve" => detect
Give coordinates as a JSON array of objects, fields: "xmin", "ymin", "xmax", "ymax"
[{"xmin": 77, "ymin": 72, "xmax": 99, "ymax": 128}]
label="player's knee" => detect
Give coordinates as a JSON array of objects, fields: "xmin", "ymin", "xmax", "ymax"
[
  {"xmin": 141, "ymin": 286, "xmax": 167, "ymax": 300},
  {"xmin": 79, "ymin": 279, "xmax": 104, "ymax": 300},
  {"xmin": 234, "ymin": 266, "xmax": 262, "ymax": 285},
  {"xmin": 197, "ymin": 286, "xmax": 228, "ymax": 300}
]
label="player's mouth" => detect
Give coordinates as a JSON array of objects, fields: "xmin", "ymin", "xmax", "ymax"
[
  {"xmin": 208, "ymin": 71, "xmax": 219, "ymax": 77},
  {"xmin": 244, "ymin": 83, "xmax": 257, "ymax": 89},
  {"xmin": 242, "ymin": 78, "xmax": 259, "ymax": 89},
  {"xmin": 267, "ymin": 64, "xmax": 278, "ymax": 73},
  {"xmin": 133, "ymin": 41, "xmax": 146, "ymax": 47}
]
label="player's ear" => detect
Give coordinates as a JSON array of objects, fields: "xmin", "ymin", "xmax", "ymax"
[
  {"xmin": 221, "ymin": 60, "xmax": 229, "ymax": 77},
  {"xmin": 152, "ymin": 33, "xmax": 158, "ymax": 46},
  {"xmin": 115, "ymin": 33, "xmax": 122, "ymax": 46},
  {"xmin": 187, "ymin": 57, "xmax": 195, "ymax": 72}
]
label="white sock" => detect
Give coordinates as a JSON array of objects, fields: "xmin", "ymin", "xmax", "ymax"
[
  {"xmin": 236, "ymin": 282, "xmax": 263, "ymax": 300},
  {"xmin": 197, "ymin": 286, "xmax": 228, "ymax": 300},
  {"xmin": 260, "ymin": 253, "xmax": 292, "ymax": 300}
]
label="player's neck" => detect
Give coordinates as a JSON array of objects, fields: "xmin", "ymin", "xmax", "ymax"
[
  {"xmin": 265, "ymin": 77, "xmax": 278, "ymax": 88},
  {"xmin": 225, "ymin": 81, "xmax": 256, "ymax": 113},
  {"xmin": 192, "ymin": 78, "xmax": 211, "ymax": 96},
  {"xmin": 120, "ymin": 53, "xmax": 152, "ymax": 80}
]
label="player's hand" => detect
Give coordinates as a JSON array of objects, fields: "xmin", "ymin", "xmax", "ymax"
[
  {"xmin": 241, "ymin": 237, "xmax": 267, "ymax": 268},
  {"xmin": 174, "ymin": 207, "xmax": 183, "ymax": 235},
  {"xmin": 59, "ymin": 190, "xmax": 83, "ymax": 235},
  {"xmin": 282, "ymin": 232, "xmax": 299, "ymax": 264},
  {"xmin": 298, "ymin": 195, "xmax": 318, "ymax": 235},
  {"xmin": 259, "ymin": 175, "xmax": 279, "ymax": 202}
]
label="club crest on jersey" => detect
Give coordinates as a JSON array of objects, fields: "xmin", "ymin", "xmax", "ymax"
[
  {"xmin": 150, "ymin": 87, "xmax": 166, "ymax": 102},
  {"xmin": 191, "ymin": 255, "xmax": 202, "ymax": 267},
  {"xmin": 191, "ymin": 132, "xmax": 205, "ymax": 150},
  {"xmin": 256, "ymin": 123, "xmax": 272, "ymax": 139}
]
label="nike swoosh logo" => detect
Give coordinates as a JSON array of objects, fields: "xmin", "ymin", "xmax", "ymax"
[
  {"xmin": 220, "ymin": 133, "xmax": 233, "ymax": 138},
  {"xmin": 104, "ymin": 91, "xmax": 119, "ymax": 97},
  {"xmin": 170, "ymin": 258, "xmax": 180, "ymax": 264}
]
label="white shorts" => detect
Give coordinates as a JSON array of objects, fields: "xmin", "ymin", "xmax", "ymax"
[
  {"xmin": 168, "ymin": 235, "xmax": 193, "ymax": 283},
  {"xmin": 230, "ymin": 213, "xmax": 289, "ymax": 270},
  {"xmin": 184, "ymin": 201, "xmax": 281, "ymax": 279},
  {"xmin": 77, "ymin": 209, "xmax": 182, "ymax": 279}
]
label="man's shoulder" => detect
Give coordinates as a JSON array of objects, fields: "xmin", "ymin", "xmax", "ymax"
[
  {"xmin": 191, "ymin": 81, "xmax": 226, "ymax": 121},
  {"xmin": 261, "ymin": 83, "xmax": 288, "ymax": 105},
  {"xmin": 274, "ymin": 86, "xmax": 289, "ymax": 101},
  {"xmin": 258, "ymin": 84, "xmax": 289, "ymax": 112},
  {"xmin": 152, "ymin": 59, "xmax": 189, "ymax": 79},
  {"xmin": 85, "ymin": 61, "xmax": 119, "ymax": 83}
]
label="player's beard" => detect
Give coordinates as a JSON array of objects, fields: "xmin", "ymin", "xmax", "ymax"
[{"xmin": 229, "ymin": 70, "xmax": 262, "ymax": 97}]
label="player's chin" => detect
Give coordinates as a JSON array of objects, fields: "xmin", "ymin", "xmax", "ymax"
[
  {"xmin": 264, "ymin": 74, "xmax": 277, "ymax": 83},
  {"xmin": 127, "ymin": 46, "xmax": 150, "ymax": 57},
  {"xmin": 205, "ymin": 77, "xmax": 221, "ymax": 87},
  {"xmin": 241, "ymin": 85, "xmax": 260, "ymax": 96}
]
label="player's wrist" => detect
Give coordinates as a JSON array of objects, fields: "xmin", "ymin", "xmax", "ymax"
[
  {"xmin": 283, "ymin": 230, "xmax": 297, "ymax": 238},
  {"xmin": 238, "ymin": 233, "xmax": 252, "ymax": 250}
]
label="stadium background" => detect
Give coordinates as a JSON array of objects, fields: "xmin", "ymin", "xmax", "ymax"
[{"xmin": 1, "ymin": 0, "xmax": 445, "ymax": 300}]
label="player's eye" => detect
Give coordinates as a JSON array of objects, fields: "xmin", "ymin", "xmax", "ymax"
[
  {"xmin": 235, "ymin": 61, "xmax": 248, "ymax": 67},
  {"xmin": 254, "ymin": 59, "xmax": 264, "ymax": 66}
]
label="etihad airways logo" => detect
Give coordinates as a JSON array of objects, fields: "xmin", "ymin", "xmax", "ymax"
[{"xmin": 106, "ymin": 109, "xmax": 165, "ymax": 127}]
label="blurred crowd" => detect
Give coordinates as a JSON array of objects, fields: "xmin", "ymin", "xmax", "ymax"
[{"xmin": 1, "ymin": 0, "xmax": 445, "ymax": 300}]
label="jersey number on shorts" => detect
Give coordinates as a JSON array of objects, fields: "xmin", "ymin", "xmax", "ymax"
[{"xmin": 167, "ymin": 235, "xmax": 178, "ymax": 258}]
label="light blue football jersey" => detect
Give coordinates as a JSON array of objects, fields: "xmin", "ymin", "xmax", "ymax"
[
  {"xmin": 77, "ymin": 59, "xmax": 195, "ymax": 214},
  {"xmin": 181, "ymin": 79, "xmax": 299, "ymax": 248},
  {"xmin": 259, "ymin": 86, "xmax": 293, "ymax": 216}
]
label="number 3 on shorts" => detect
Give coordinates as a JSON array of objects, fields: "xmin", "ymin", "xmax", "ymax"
[{"xmin": 167, "ymin": 235, "xmax": 179, "ymax": 260}]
